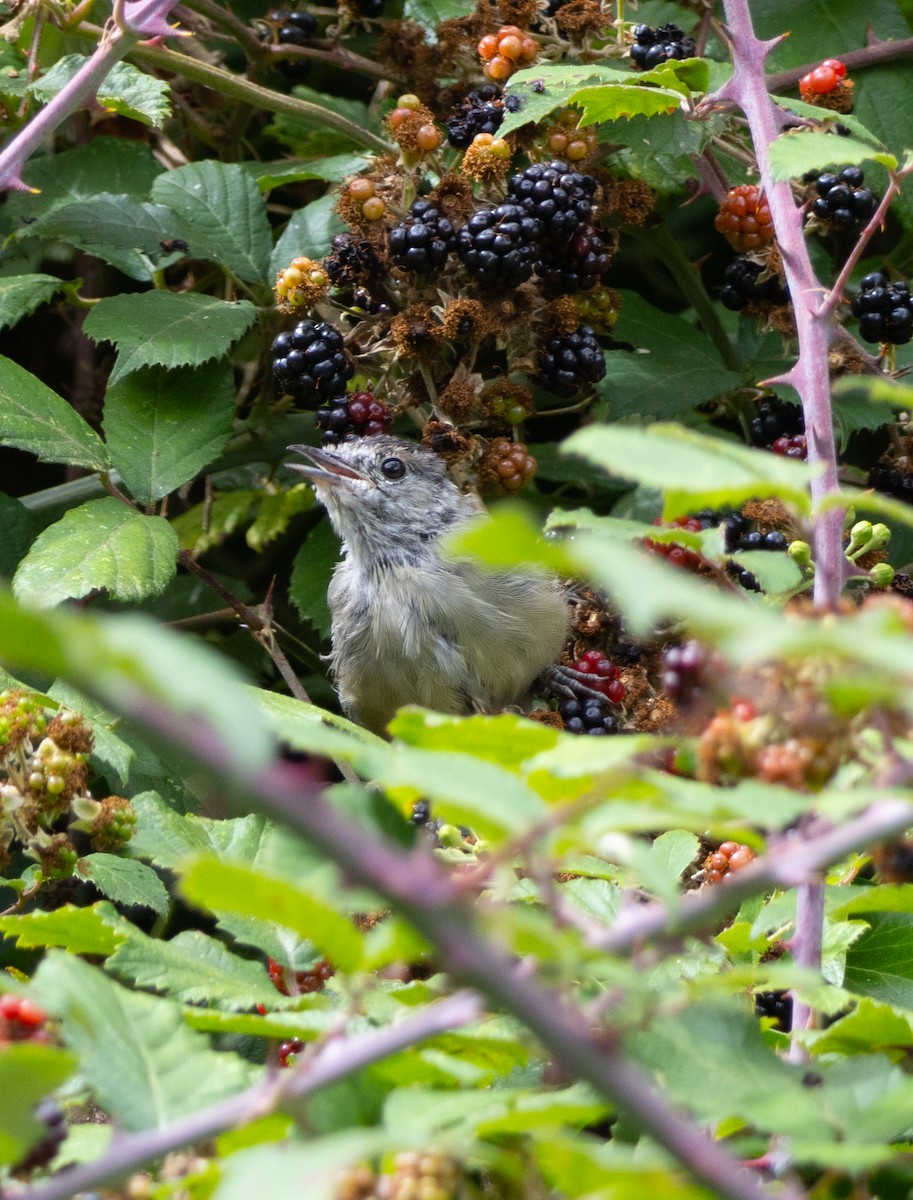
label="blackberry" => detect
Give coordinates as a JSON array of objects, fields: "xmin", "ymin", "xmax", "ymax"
[
  {"xmin": 388, "ymin": 199, "xmax": 455, "ymax": 275},
  {"xmin": 630, "ymin": 23, "xmax": 695, "ymax": 70},
  {"xmin": 272, "ymin": 319, "xmax": 353, "ymax": 404},
  {"xmin": 446, "ymin": 85, "xmax": 505, "ymax": 149},
  {"xmin": 722, "ymin": 512, "xmax": 749, "ymax": 552},
  {"xmin": 851, "ymin": 271, "xmax": 913, "ymax": 345},
  {"xmin": 13, "ymin": 1099, "xmax": 67, "ymax": 1174},
  {"xmin": 538, "ymin": 226, "xmax": 611, "ymax": 294},
  {"xmin": 715, "ymin": 185, "xmax": 773, "ymax": 253},
  {"xmin": 754, "ymin": 990, "xmax": 792, "ymax": 1032},
  {"xmin": 315, "ymin": 391, "xmax": 392, "ymax": 445},
  {"xmin": 456, "ymin": 202, "xmax": 542, "ymax": 288},
  {"xmin": 353, "ymin": 0, "xmax": 384, "ymax": 15},
  {"xmin": 411, "ymin": 800, "xmax": 431, "ymax": 824},
  {"xmin": 812, "ymin": 166, "xmax": 878, "ymax": 232},
  {"xmin": 750, "ymin": 396, "xmax": 804, "ymax": 448},
  {"xmin": 559, "ymin": 697, "xmax": 618, "ymax": 735},
  {"xmin": 720, "ymin": 256, "xmax": 789, "ymax": 311},
  {"xmin": 271, "ymin": 9, "xmax": 318, "ymax": 80},
  {"xmin": 736, "ymin": 530, "xmax": 789, "ymax": 552},
  {"xmin": 660, "ymin": 639, "xmax": 706, "ymax": 701},
  {"xmin": 507, "ymin": 160, "xmax": 596, "ymax": 249},
  {"xmin": 869, "ymin": 460, "xmax": 913, "ymax": 501},
  {"xmin": 324, "ymin": 233, "xmax": 385, "ymax": 293},
  {"xmin": 536, "ymin": 324, "xmax": 606, "ymax": 396},
  {"xmin": 725, "ymin": 558, "xmax": 762, "ymax": 592}
]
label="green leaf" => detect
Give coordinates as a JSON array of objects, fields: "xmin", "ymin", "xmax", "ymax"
[
  {"xmin": 13, "ymin": 140, "xmax": 164, "ymax": 210},
  {"xmin": 728, "ymin": 549, "xmax": 804, "ymax": 595},
  {"xmin": 403, "ymin": 0, "xmax": 473, "ymax": 32},
  {"xmin": 178, "ymin": 857, "xmax": 365, "ymax": 972},
  {"xmin": 768, "ymin": 129, "xmax": 897, "ymax": 181},
  {"xmin": 769, "ymin": 96, "xmax": 888, "ymax": 149},
  {"xmin": 107, "ymin": 928, "xmax": 299, "ymax": 1008},
  {"xmin": 250, "ymin": 686, "xmax": 385, "ymax": 752},
  {"xmin": 32, "ymin": 952, "xmax": 253, "ymax": 1131},
  {"xmin": 151, "ymin": 162, "xmax": 273, "ymax": 285},
  {"xmin": 809, "ymin": 997, "xmax": 913, "ymax": 1056},
  {"xmin": 0, "ymin": 1044, "xmax": 78, "ymax": 1166},
  {"xmin": 289, "ymin": 519, "xmax": 341, "ymax": 638},
  {"xmin": 213, "ymin": 1131, "xmax": 389, "ymax": 1200},
  {"xmin": 844, "ymin": 912, "xmax": 913, "ymax": 1008},
  {"xmin": 0, "ymin": 903, "xmax": 128, "ymax": 955},
  {"xmin": 607, "ymin": 109, "xmax": 712, "ymax": 192},
  {"xmin": 570, "ymin": 81, "xmax": 684, "ymax": 124},
  {"xmin": 563, "ymin": 422, "xmax": 811, "ymax": 518},
  {"xmin": 103, "ymin": 362, "xmax": 237, "ymax": 503},
  {"xmin": 85, "ymin": 293, "xmax": 257, "ymax": 386},
  {"xmin": 388, "ymin": 708, "xmax": 560, "ymax": 770},
  {"xmin": 0, "ymin": 492, "xmax": 42, "ymax": 578},
  {"xmin": 80, "ymin": 854, "xmax": 170, "ymax": 915},
  {"xmin": 31, "ymin": 56, "xmax": 171, "ymax": 127},
  {"xmin": 599, "ymin": 292, "xmax": 742, "ymax": 419},
  {"xmin": 12, "ymin": 498, "xmax": 178, "ymax": 608},
  {"xmin": 248, "ymin": 154, "xmax": 373, "ymax": 191},
  {"xmin": 0, "ymin": 273, "xmax": 64, "ymax": 332},
  {"xmin": 129, "ymin": 791, "xmax": 216, "ymax": 868},
  {"xmin": 501, "ymin": 65, "xmax": 635, "ymax": 138},
  {"xmin": 0, "ymin": 355, "xmax": 111, "ymax": 471},
  {"xmin": 271, "ymin": 194, "xmax": 346, "ymax": 279}
]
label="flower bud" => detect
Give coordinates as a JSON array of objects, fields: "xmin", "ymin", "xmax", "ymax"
[{"xmin": 869, "ymin": 562, "xmax": 895, "ymax": 590}]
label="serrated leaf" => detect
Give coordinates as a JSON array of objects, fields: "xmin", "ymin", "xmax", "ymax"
[
  {"xmin": 0, "ymin": 903, "xmax": 128, "ymax": 955},
  {"xmin": 768, "ymin": 129, "xmax": 897, "ymax": 181},
  {"xmin": 563, "ymin": 422, "xmax": 811, "ymax": 517},
  {"xmin": 728, "ymin": 549, "xmax": 804, "ymax": 595},
  {"xmin": 152, "ymin": 162, "xmax": 272, "ymax": 285},
  {"xmin": 32, "ymin": 952, "xmax": 253, "ymax": 1131},
  {"xmin": 0, "ymin": 355, "xmax": 110, "ymax": 471},
  {"xmin": 85, "ymin": 292, "xmax": 257, "ymax": 386},
  {"xmin": 178, "ymin": 857, "xmax": 365, "ymax": 971},
  {"xmin": 247, "ymin": 484, "xmax": 313, "ymax": 552},
  {"xmin": 609, "ymin": 108, "xmax": 713, "ymax": 192},
  {"xmin": 570, "ymin": 82, "xmax": 683, "ymax": 124},
  {"xmin": 0, "ymin": 1044, "xmax": 78, "ymax": 1165},
  {"xmin": 103, "ymin": 361, "xmax": 237, "ymax": 503},
  {"xmin": 107, "ymin": 928, "xmax": 298, "ymax": 1008},
  {"xmin": 172, "ymin": 489, "xmax": 261, "ymax": 555},
  {"xmin": 12, "ymin": 140, "xmax": 164, "ymax": 211},
  {"xmin": 250, "ymin": 686, "xmax": 387, "ymax": 751},
  {"xmin": 770, "ymin": 96, "xmax": 887, "ymax": 149},
  {"xmin": 500, "ymin": 65, "xmax": 625, "ymax": 138},
  {"xmin": 80, "ymin": 854, "xmax": 170, "ymax": 915},
  {"xmin": 844, "ymin": 912, "xmax": 913, "ymax": 1008},
  {"xmin": 248, "ymin": 154, "xmax": 373, "ymax": 191},
  {"xmin": 12, "ymin": 498, "xmax": 178, "ymax": 608},
  {"xmin": 129, "ymin": 791, "xmax": 216, "ymax": 868},
  {"xmin": 809, "ymin": 996, "xmax": 913, "ymax": 1056},
  {"xmin": 0, "ymin": 273, "xmax": 64, "ymax": 332},
  {"xmin": 31, "ymin": 56, "xmax": 171, "ymax": 127},
  {"xmin": 271, "ymin": 194, "xmax": 346, "ymax": 279},
  {"xmin": 600, "ymin": 292, "xmax": 742, "ymax": 418}
]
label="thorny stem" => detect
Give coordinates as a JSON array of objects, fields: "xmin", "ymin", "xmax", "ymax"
[
  {"xmin": 786, "ymin": 877, "xmax": 826, "ymax": 1064},
  {"xmin": 9, "ymin": 992, "xmax": 481, "ymax": 1200},
  {"xmin": 78, "ymin": 688, "xmax": 799, "ymax": 1200},
  {"xmin": 0, "ymin": 0, "xmax": 184, "ymax": 191}
]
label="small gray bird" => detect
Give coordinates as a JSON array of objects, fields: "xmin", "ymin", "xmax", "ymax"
[{"xmin": 288, "ymin": 436, "xmax": 569, "ymax": 736}]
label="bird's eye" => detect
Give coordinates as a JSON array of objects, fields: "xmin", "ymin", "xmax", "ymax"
[{"xmin": 380, "ymin": 457, "xmax": 407, "ymax": 480}]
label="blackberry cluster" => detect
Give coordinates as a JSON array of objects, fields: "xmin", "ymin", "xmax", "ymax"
[
  {"xmin": 660, "ymin": 640, "xmax": 706, "ymax": 701},
  {"xmin": 536, "ymin": 324, "xmax": 606, "ymax": 396},
  {"xmin": 750, "ymin": 396, "xmax": 805, "ymax": 450},
  {"xmin": 851, "ymin": 271, "xmax": 913, "ymax": 345},
  {"xmin": 446, "ymin": 85, "xmax": 512, "ymax": 149},
  {"xmin": 13, "ymin": 1099, "xmax": 67, "ymax": 1174},
  {"xmin": 388, "ymin": 199, "xmax": 455, "ymax": 275},
  {"xmin": 324, "ymin": 233, "xmax": 385, "ymax": 294},
  {"xmin": 272, "ymin": 320, "xmax": 354, "ymax": 404},
  {"xmin": 558, "ymin": 696, "xmax": 618, "ymax": 735},
  {"xmin": 715, "ymin": 185, "xmax": 773, "ymax": 253},
  {"xmin": 456, "ymin": 202, "xmax": 541, "ymax": 288},
  {"xmin": 737, "ymin": 529, "xmax": 788, "ymax": 552},
  {"xmin": 725, "ymin": 558, "xmax": 762, "ymax": 592},
  {"xmin": 754, "ymin": 991, "xmax": 793, "ymax": 1032},
  {"xmin": 811, "ymin": 166, "xmax": 877, "ymax": 231},
  {"xmin": 539, "ymin": 227, "xmax": 611, "ymax": 294},
  {"xmin": 868, "ymin": 460, "xmax": 913, "ymax": 501},
  {"xmin": 315, "ymin": 391, "xmax": 392, "ymax": 446},
  {"xmin": 720, "ymin": 257, "xmax": 789, "ymax": 311},
  {"xmin": 271, "ymin": 9, "xmax": 317, "ymax": 80},
  {"xmin": 630, "ymin": 23, "xmax": 695, "ymax": 69},
  {"xmin": 507, "ymin": 160, "xmax": 596, "ymax": 249}
]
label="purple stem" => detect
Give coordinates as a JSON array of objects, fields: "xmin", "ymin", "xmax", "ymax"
[
  {"xmin": 717, "ymin": 0, "xmax": 844, "ymax": 612},
  {"xmin": 0, "ymin": 0, "xmax": 182, "ymax": 192},
  {"xmin": 786, "ymin": 880, "xmax": 826, "ymax": 1063},
  {"xmin": 9, "ymin": 992, "xmax": 481, "ymax": 1200}
]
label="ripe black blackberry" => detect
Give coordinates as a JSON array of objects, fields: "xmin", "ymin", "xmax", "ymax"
[
  {"xmin": 538, "ymin": 226, "xmax": 611, "ymax": 294},
  {"xmin": 630, "ymin": 23, "xmax": 695, "ymax": 69},
  {"xmin": 272, "ymin": 319, "xmax": 353, "ymax": 404},
  {"xmin": 315, "ymin": 391, "xmax": 392, "ymax": 445},
  {"xmin": 559, "ymin": 697, "xmax": 618, "ymax": 735},
  {"xmin": 456, "ymin": 202, "xmax": 542, "ymax": 288},
  {"xmin": 271, "ymin": 9, "xmax": 318, "ymax": 80},
  {"xmin": 812, "ymin": 166, "xmax": 878, "ymax": 232},
  {"xmin": 735, "ymin": 529, "xmax": 789, "ymax": 552},
  {"xmin": 660, "ymin": 639, "xmax": 705, "ymax": 702},
  {"xmin": 388, "ymin": 199, "xmax": 455, "ymax": 275},
  {"xmin": 720, "ymin": 257, "xmax": 789, "ymax": 311},
  {"xmin": 324, "ymin": 233, "xmax": 385, "ymax": 294},
  {"xmin": 536, "ymin": 324, "xmax": 606, "ymax": 396},
  {"xmin": 507, "ymin": 160, "xmax": 596, "ymax": 250},
  {"xmin": 851, "ymin": 271, "xmax": 913, "ymax": 345},
  {"xmin": 750, "ymin": 396, "xmax": 804, "ymax": 449},
  {"xmin": 869, "ymin": 460, "xmax": 913, "ymax": 501},
  {"xmin": 446, "ymin": 85, "xmax": 505, "ymax": 149},
  {"xmin": 722, "ymin": 512, "xmax": 749, "ymax": 553},
  {"xmin": 754, "ymin": 990, "xmax": 792, "ymax": 1032},
  {"xmin": 725, "ymin": 558, "xmax": 762, "ymax": 592}
]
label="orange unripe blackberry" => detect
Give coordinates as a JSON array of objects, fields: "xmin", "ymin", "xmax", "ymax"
[{"xmin": 714, "ymin": 184, "xmax": 774, "ymax": 252}]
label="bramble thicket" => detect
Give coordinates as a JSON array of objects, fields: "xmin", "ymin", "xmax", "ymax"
[{"xmin": 4, "ymin": 2, "xmax": 913, "ymax": 1199}]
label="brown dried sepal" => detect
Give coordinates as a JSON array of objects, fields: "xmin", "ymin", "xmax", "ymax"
[
  {"xmin": 421, "ymin": 418, "xmax": 477, "ymax": 464},
  {"xmin": 604, "ymin": 178, "xmax": 656, "ymax": 226},
  {"xmin": 805, "ymin": 79, "xmax": 855, "ymax": 114},
  {"xmin": 460, "ymin": 137, "xmax": 513, "ymax": 185},
  {"xmin": 437, "ymin": 375, "xmax": 483, "ymax": 423},
  {"xmin": 543, "ymin": 296, "xmax": 581, "ymax": 337},
  {"xmin": 426, "ymin": 175, "xmax": 475, "ymax": 226},
  {"xmin": 441, "ymin": 298, "xmax": 500, "ymax": 344},
  {"xmin": 44, "ymin": 711, "xmax": 93, "ymax": 756},
  {"xmin": 498, "ymin": 0, "xmax": 539, "ymax": 26},
  {"xmin": 391, "ymin": 303, "xmax": 443, "ymax": 362},
  {"xmin": 554, "ymin": 0, "xmax": 610, "ymax": 38}
]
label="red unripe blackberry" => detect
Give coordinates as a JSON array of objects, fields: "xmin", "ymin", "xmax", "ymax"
[
  {"xmin": 478, "ymin": 25, "xmax": 538, "ymax": 79},
  {"xmin": 315, "ymin": 391, "xmax": 392, "ymax": 445},
  {"xmin": 714, "ymin": 185, "xmax": 774, "ymax": 252},
  {"xmin": 800, "ymin": 64, "xmax": 839, "ymax": 96},
  {"xmin": 279, "ymin": 1037, "xmax": 305, "ymax": 1066},
  {"xmin": 573, "ymin": 649, "xmax": 626, "ymax": 702}
]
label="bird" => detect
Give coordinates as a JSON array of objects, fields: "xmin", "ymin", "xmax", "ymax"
[{"xmin": 287, "ymin": 436, "xmax": 570, "ymax": 736}]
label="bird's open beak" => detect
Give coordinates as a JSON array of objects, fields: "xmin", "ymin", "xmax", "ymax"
[{"xmin": 287, "ymin": 444, "xmax": 370, "ymax": 486}]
